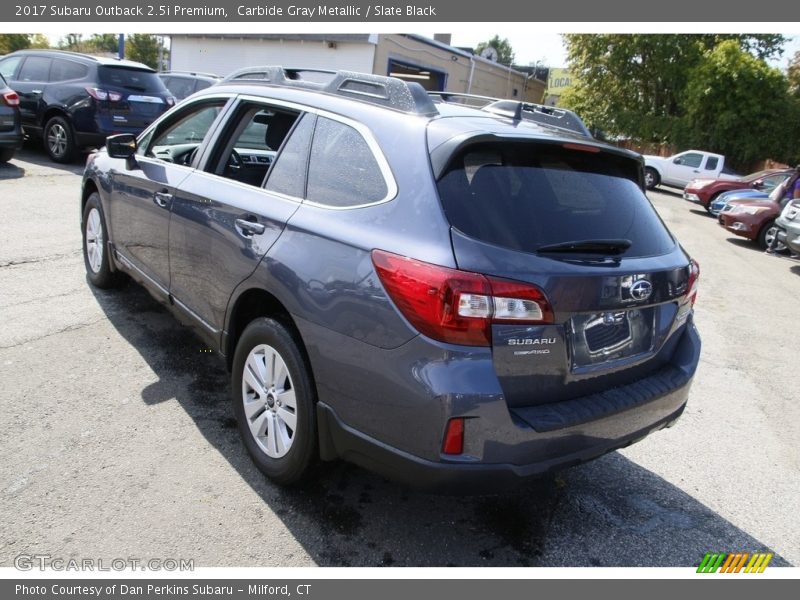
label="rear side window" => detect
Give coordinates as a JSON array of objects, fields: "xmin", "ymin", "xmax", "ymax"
[
  {"xmin": 437, "ymin": 142, "xmax": 675, "ymax": 257},
  {"xmin": 306, "ymin": 117, "xmax": 388, "ymax": 207},
  {"xmin": 704, "ymin": 156, "xmax": 719, "ymax": 171},
  {"xmin": 18, "ymin": 57, "xmax": 51, "ymax": 82},
  {"xmin": 163, "ymin": 76, "xmax": 195, "ymax": 99},
  {"xmin": 98, "ymin": 66, "xmax": 164, "ymax": 93},
  {"xmin": 50, "ymin": 59, "xmax": 89, "ymax": 82}
]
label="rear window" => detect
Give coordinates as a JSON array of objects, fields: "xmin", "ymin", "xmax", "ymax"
[
  {"xmin": 437, "ymin": 142, "xmax": 675, "ymax": 257},
  {"xmin": 98, "ymin": 66, "xmax": 165, "ymax": 93}
]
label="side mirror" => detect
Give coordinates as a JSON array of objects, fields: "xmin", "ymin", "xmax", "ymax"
[
  {"xmin": 752, "ymin": 180, "xmax": 764, "ymax": 189},
  {"xmin": 106, "ymin": 133, "xmax": 137, "ymax": 159}
]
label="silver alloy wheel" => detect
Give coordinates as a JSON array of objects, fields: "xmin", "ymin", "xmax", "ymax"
[
  {"xmin": 241, "ymin": 343, "xmax": 297, "ymax": 458},
  {"xmin": 765, "ymin": 225, "xmax": 787, "ymax": 252},
  {"xmin": 85, "ymin": 208, "xmax": 104, "ymax": 273},
  {"xmin": 47, "ymin": 122, "xmax": 68, "ymax": 157},
  {"xmin": 644, "ymin": 170, "xmax": 656, "ymax": 188}
]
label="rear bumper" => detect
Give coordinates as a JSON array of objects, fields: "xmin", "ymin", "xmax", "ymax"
[
  {"xmin": 0, "ymin": 132, "xmax": 24, "ymax": 150},
  {"xmin": 316, "ymin": 321, "xmax": 700, "ymax": 493}
]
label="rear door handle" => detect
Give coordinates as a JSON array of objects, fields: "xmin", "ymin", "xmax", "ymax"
[
  {"xmin": 30, "ymin": 89, "xmax": 42, "ymax": 94},
  {"xmin": 235, "ymin": 218, "xmax": 266, "ymax": 236},
  {"xmin": 153, "ymin": 191, "xmax": 172, "ymax": 208}
]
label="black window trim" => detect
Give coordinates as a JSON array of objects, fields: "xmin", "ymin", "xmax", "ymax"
[{"xmin": 193, "ymin": 93, "xmax": 398, "ymax": 209}]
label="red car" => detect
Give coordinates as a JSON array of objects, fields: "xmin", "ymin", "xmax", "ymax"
[
  {"xmin": 684, "ymin": 169, "xmax": 792, "ymax": 212},
  {"xmin": 718, "ymin": 197, "xmax": 785, "ymax": 249}
]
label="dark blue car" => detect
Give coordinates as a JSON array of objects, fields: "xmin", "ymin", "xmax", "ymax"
[
  {"xmin": 0, "ymin": 49, "xmax": 174, "ymax": 163},
  {"xmin": 80, "ymin": 67, "xmax": 701, "ymax": 491}
]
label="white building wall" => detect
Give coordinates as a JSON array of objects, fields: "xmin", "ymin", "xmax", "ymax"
[{"xmin": 169, "ymin": 37, "xmax": 376, "ymax": 77}]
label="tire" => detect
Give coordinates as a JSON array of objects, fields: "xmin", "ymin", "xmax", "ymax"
[
  {"xmin": 0, "ymin": 148, "xmax": 14, "ymax": 163},
  {"xmin": 644, "ymin": 167, "xmax": 659, "ymax": 190},
  {"xmin": 43, "ymin": 115, "xmax": 76, "ymax": 163},
  {"xmin": 705, "ymin": 192, "xmax": 720, "ymax": 214},
  {"xmin": 82, "ymin": 192, "xmax": 123, "ymax": 289},
  {"xmin": 757, "ymin": 220, "xmax": 787, "ymax": 252},
  {"xmin": 232, "ymin": 317, "xmax": 317, "ymax": 486}
]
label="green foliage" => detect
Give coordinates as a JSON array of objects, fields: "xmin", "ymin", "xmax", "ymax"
[
  {"xmin": 58, "ymin": 34, "xmax": 85, "ymax": 52},
  {"xmin": 475, "ymin": 35, "xmax": 515, "ymax": 66},
  {"xmin": 681, "ymin": 41, "xmax": 790, "ymax": 166},
  {"xmin": 28, "ymin": 34, "xmax": 50, "ymax": 49},
  {"xmin": 88, "ymin": 34, "xmax": 120, "ymax": 54},
  {"xmin": 0, "ymin": 34, "xmax": 37, "ymax": 54},
  {"xmin": 126, "ymin": 34, "xmax": 160, "ymax": 70},
  {"xmin": 562, "ymin": 34, "xmax": 795, "ymax": 166},
  {"xmin": 788, "ymin": 51, "xmax": 800, "ymax": 97}
]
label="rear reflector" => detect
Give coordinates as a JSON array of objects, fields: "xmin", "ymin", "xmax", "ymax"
[
  {"xmin": 1, "ymin": 91, "xmax": 20, "ymax": 107},
  {"xmin": 442, "ymin": 418, "xmax": 465, "ymax": 455},
  {"xmin": 372, "ymin": 249, "xmax": 553, "ymax": 346}
]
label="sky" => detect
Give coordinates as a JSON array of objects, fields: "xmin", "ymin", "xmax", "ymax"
[
  {"xmin": 416, "ymin": 28, "xmax": 800, "ymax": 70},
  {"xmin": 38, "ymin": 26, "xmax": 800, "ymax": 71}
]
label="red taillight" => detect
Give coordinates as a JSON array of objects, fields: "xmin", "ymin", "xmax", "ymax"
[
  {"xmin": 686, "ymin": 259, "xmax": 700, "ymax": 306},
  {"xmin": 1, "ymin": 91, "xmax": 20, "ymax": 107},
  {"xmin": 442, "ymin": 418, "xmax": 465, "ymax": 455},
  {"xmin": 371, "ymin": 250, "xmax": 553, "ymax": 347},
  {"xmin": 85, "ymin": 87, "xmax": 122, "ymax": 102}
]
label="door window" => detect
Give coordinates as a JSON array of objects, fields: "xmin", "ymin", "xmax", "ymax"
[
  {"xmin": 144, "ymin": 101, "xmax": 227, "ymax": 166},
  {"xmin": 0, "ymin": 56, "xmax": 23, "ymax": 80},
  {"xmin": 674, "ymin": 153, "xmax": 702, "ymax": 168},
  {"xmin": 210, "ymin": 102, "xmax": 300, "ymax": 189},
  {"xmin": 17, "ymin": 57, "xmax": 51, "ymax": 82},
  {"xmin": 265, "ymin": 114, "xmax": 315, "ymax": 198}
]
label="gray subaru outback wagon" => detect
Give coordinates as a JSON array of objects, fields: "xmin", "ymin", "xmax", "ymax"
[{"xmin": 81, "ymin": 67, "xmax": 701, "ymax": 491}]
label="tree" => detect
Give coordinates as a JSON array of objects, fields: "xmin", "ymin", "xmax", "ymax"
[
  {"xmin": 560, "ymin": 34, "xmax": 787, "ymax": 145},
  {"xmin": 88, "ymin": 34, "xmax": 119, "ymax": 55},
  {"xmin": 0, "ymin": 34, "xmax": 34, "ymax": 54},
  {"xmin": 126, "ymin": 34, "xmax": 160, "ymax": 69},
  {"xmin": 28, "ymin": 34, "xmax": 50, "ymax": 49},
  {"xmin": 681, "ymin": 40, "xmax": 793, "ymax": 166},
  {"xmin": 788, "ymin": 51, "xmax": 800, "ymax": 97},
  {"xmin": 474, "ymin": 35, "xmax": 515, "ymax": 66}
]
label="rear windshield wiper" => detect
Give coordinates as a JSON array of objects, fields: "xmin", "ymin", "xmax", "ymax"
[{"xmin": 536, "ymin": 239, "xmax": 632, "ymax": 255}]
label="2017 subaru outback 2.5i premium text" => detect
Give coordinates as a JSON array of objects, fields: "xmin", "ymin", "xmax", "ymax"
[{"xmin": 80, "ymin": 67, "xmax": 701, "ymax": 492}]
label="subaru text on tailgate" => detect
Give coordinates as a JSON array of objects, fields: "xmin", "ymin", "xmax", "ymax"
[{"xmin": 80, "ymin": 67, "xmax": 701, "ymax": 492}]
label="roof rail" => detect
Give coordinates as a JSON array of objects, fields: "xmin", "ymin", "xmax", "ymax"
[
  {"xmin": 221, "ymin": 66, "xmax": 438, "ymax": 116},
  {"xmin": 161, "ymin": 70, "xmax": 220, "ymax": 78},
  {"xmin": 430, "ymin": 91, "xmax": 592, "ymax": 138}
]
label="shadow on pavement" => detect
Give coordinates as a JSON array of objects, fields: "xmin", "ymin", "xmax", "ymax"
[
  {"xmin": 16, "ymin": 141, "xmax": 88, "ymax": 175},
  {"xmin": 88, "ymin": 282, "xmax": 791, "ymax": 568},
  {"xmin": 0, "ymin": 160, "xmax": 24, "ymax": 180}
]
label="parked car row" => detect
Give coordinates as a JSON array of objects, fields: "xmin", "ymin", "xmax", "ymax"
[
  {"xmin": 0, "ymin": 50, "xmax": 224, "ymax": 163},
  {"xmin": 680, "ymin": 166, "xmax": 798, "ymax": 252}
]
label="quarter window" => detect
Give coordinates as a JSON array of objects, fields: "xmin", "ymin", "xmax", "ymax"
[
  {"xmin": 306, "ymin": 117, "xmax": 388, "ymax": 207},
  {"xmin": 50, "ymin": 59, "xmax": 88, "ymax": 82},
  {"xmin": 704, "ymin": 156, "xmax": 719, "ymax": 171}
]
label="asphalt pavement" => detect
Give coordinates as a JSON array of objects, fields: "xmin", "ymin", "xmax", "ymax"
[{"xmin": 1, "ymin": 145, "xmax": 798, "ymax": 568}]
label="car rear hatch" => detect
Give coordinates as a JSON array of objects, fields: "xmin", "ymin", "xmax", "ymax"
[
  {"xmin": 431, "ymin": 136, "xmax": 697, "ymax": 410},
  {"xmin": 93, "ymin": 65, "xmax": 172, "ymax": 130}
]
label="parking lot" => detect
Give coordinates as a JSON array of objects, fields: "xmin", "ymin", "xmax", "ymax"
[{"xmin": 1, "ymin": 144, "xmax": 798, "ymax": 568}]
